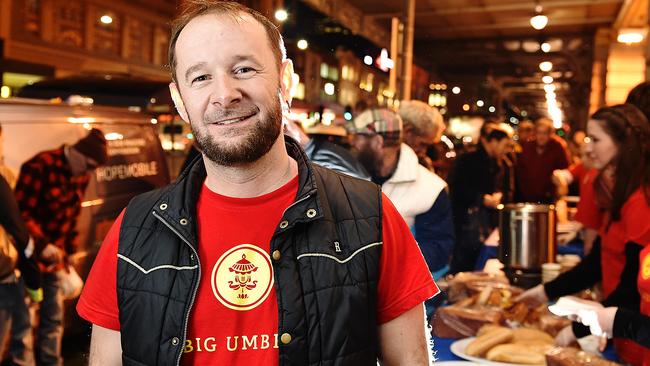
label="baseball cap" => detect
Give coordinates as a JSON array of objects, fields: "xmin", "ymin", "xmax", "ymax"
[{"xmin": 349, "ymin": 108, "xmax": 403, "ymax": 135}]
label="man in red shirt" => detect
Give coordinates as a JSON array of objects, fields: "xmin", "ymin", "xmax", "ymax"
[
  {"xmin": 77, "ymin": 2, "xmax": 438, "ymax": 365},
  {"xmin": 516, "ymin": 118, "xmax": 570, "ymax": 203}
]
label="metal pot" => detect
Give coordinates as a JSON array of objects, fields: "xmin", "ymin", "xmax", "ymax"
[{"xmin": 498, "ymin": 203, "xmax": 556, "ymax": 271}]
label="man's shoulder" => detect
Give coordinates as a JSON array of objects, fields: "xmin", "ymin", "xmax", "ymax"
[
  {"xmin": 123, "ymin": 184, "xmax": 174, "ymax": 220},
  {"xmin": 458, "ymin": 147, "xmax": 484, "ymax": 163},
  {"xmin": 312, "ymin": 163, "xmax": 377, "ymax": 190},
  {"xmin": 416, "ymin": 165, "xmax": 446, "ymax": 191},
  {"xmin": 311, "ymin": 163, "xmax": 382, "ymax": 213},
  {"xmin": 309, "ymin": 142, "xmax": 370, "ymax": 180},
  {"xmin": 22, "ymin": 148, "xmax": 63, "ymax": 168}
]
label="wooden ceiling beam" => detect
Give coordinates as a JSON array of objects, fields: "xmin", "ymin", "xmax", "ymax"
[
  {"xmin": 417, "ymin": 16, "xmax": 614, "ymax": 37},
  {"xmin": 366, "ymin": 0, "xmax": 623, "ymax": 19}
]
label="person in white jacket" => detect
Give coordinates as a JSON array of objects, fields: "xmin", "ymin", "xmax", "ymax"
[{"xmin": 349, "ymin": 108, "xmax": 455, "ymax": 284}]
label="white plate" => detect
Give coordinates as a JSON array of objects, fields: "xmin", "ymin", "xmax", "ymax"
[{"xmin": 450, "ymin": 338, "xmax": 540, "ymax": 366}]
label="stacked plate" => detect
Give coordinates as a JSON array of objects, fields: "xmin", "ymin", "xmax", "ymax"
[{"xmin": 541, "ymin": 262, "xmax": 562, "ymax": 283}]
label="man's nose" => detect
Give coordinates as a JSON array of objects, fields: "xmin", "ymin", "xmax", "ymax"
[{"xmin": 210, "ymin": 75, "xmax": 242, "ymax": 107}]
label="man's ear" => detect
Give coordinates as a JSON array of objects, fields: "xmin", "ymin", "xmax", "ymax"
[
  {"xmin": 279, "ymin": 59, "xmax": 294, "ymax": 107},
  {"xmin": 169, "ymin": 82, "xmax": 190, "ymax": 123}
]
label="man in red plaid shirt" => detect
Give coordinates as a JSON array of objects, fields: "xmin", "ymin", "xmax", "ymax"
[{"xmin": 14, "ymin": 128, "xmax": 107, "ymax": 366}]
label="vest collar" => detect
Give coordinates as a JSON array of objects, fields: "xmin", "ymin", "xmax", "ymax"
[{"xmin": 150, "ymin": 136, "xmax": 323, "ymax": 246}]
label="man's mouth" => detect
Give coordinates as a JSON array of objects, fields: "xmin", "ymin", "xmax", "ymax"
[{"xmin": 211, "ymin": 112, "xmax": 257, "ymax": 126}]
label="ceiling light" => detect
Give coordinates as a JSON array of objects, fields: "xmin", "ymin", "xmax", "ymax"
[
  {"xmin": 363, "ymin": 55, "xmax": 373, "ymax": 65},
  {"xmin": 297, "ymin": 39, "xmax": 308, "ymax": 50},
  {"xmin": 541, "ymin": 42, "xmax": 551, "ymax": 52},
  {"xmin": 539, "ymin": 61, "xmax": 553, "ymax": 72},
  {"xmin": 462, "ymin": 104, "xmax": 470, "ymax": 111},
  {"xmin": 544, "ymin": 84, "xmax": 556, "ymax": 93},
  {"xmin": 530, "ymin": 14, "xmax": 548, "ymax": 30},
  {"xmin": 476, "ymin": 100, "xmax": 484, "ymax": 107},
  {"xmin": 489, "ymin": 106, "xmax": 496, "ymax": 113},
  {"xmin": 274, "ymin": 9, "xmax": 288, "ymax": 22},
  {"xmin": 100, "ymin": 15, "xmax": 113, "ymax": 24},
  {"xmin": 617, "ymin": 28, "xmax": 646, "ymax": 44},
  {"xmin": 452, "ymin": 86, "xmax": 461, "ymax": 95},
  {"xmin": 542, "ymin": 75, "xmax": 554, "ymax": 84}
]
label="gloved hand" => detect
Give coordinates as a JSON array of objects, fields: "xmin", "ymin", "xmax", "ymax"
[
  {"xmin": 578, "ymin": 306, "xmax": 616, "ymax": 338},
  {"xmin": 555, "ymin": 325, "xmax": 577, "ymax": 346},
  {"xmin": 514, "ymin": 284, "xmax": 548, "ymax": 308},
  {"xmin": 25, "ymin": 286, "xmax": 43, "ymax": 303},
  {"xmin": 17, "ymin": 254, "xmax": 43, "ymax": 303}
]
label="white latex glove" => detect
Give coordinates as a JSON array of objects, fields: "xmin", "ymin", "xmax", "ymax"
[
  {"xmin": 555, "ymin": 325, "xmax": 577, "ymax": 346},
  {"xmin": 514, "ymin": 284, "xmax": 548, "ymax": 308},
  {"xmin": 580, "ymin": 307, "xmax": 617, "ymax": 338}
]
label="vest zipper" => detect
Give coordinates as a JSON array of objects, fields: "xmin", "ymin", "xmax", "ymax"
[{"xmin": 151, "ymin": 210, "xmax": 201, "ymax": 366}]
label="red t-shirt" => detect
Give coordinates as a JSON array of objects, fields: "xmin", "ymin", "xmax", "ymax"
[
  {"xmin": 77, "ymin": 175, "xmax": 439, "ymax": 365},
  {"xmin": 571, "ymin": 166, "xmax": 603, "ymax": 230},
  {"xmin": 599, "ymin": 189, "xmax": 650, "ymax": 365}
]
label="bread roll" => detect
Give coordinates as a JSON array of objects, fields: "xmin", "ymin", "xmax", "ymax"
[
  {"xmin": 476, "ymin": 324, "xmax": 505, "ymax": 337},
  {"xmin": 512, "ymin": 327, "xmax": 555, "ymax": 345},
  {"xmin": 486, "ymin": 343, "xmax": 549, "ymax": 365},
  {"xmin": 465, "ymin": 328, "xmax": 513, "ymax": 357}
]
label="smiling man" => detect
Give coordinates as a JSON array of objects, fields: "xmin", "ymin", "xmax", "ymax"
[{"xmin": 77, "ymin": 2, "xmax": 438, "ymax": 366}]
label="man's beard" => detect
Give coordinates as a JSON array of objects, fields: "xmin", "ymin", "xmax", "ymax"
[
  {"xmin": 191, "ymin": 101, "xmax": 282, "ymax": 167},
  {"xmin": 355, "ymin": 144, "xmax": 382, "ymax": 179}
]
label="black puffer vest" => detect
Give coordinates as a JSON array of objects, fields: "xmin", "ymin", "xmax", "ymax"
[{"xmin": 117, "ymin": 138, "xmax": 383, "ymax": 366}]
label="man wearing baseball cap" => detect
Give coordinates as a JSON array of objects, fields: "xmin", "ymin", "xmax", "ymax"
[
  {"xmin": 350, "ymin": 108, "xmax": 454, "ymax": 316},
  {"xmin": 14, "ymin": 128, "xmax": 108, "ymax": 365}
]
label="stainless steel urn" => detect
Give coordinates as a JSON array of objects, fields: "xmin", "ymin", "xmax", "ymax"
[{"xmin": 498, "ymin": 203, "xmax": 557, "ymax": 287}]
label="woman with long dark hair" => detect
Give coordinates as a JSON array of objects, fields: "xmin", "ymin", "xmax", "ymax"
[{"xmin": 517, "ymin": 104, "xmax": 650, "ymax": 365}]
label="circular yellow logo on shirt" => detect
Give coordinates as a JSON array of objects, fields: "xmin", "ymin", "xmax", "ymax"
[
  {"xmin": 642, "ymin": 253, "xmax": 650, "ymax": 280},
  {"xmin": 211, "ymin": 244, "xmax": 274, "ymax": 311}
]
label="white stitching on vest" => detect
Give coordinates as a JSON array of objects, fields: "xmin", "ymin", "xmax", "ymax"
[
  {"xmin": 296, "ymin": 242, "xmax": 383, "ymax": 264},
  {"xmin": 117, "ymin": 254, "xmax": 198, "ymax": 274}
]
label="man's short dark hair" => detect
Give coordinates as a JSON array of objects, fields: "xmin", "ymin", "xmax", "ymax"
[
  {"xmin": 168, "ymin": 0, "xmax": 285, "ymax": 83},
  {"xmin": 479, "ymin": 122, "xmax": 497, "ymax": 138},
  {"xmin": 485, "ymin": 129, "xmax": 508, "ymax": 142}
]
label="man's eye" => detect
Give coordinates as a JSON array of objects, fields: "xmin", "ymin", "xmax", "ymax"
[
  {"xmin": 192, "ymin": 75, "xmax": 209, "ymax": 83},
  {"xmin": 235, "ymin": 67, "xmax": 255, "ymax": 75}
]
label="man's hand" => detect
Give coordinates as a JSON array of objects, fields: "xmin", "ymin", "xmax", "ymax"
[
  {"xmin": 552, "ymin": 170, "xmax": 570, "ymax": 197},
  {"xmin": 378, "ymin": 304, "xmax": 431, "ymax": 365},
  {"xmin": 483, "ymin": 192, "xmax": 503, "ymax": 208},
  {"xmin": 514, "ymin": 284, "xmax": 548, "ymax": 308}
]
